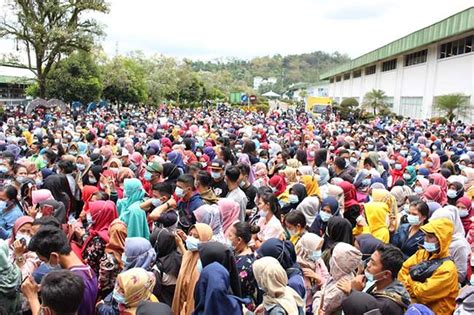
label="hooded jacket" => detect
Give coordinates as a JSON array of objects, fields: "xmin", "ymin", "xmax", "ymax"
[{"xmin": 398, "ymin": 218, "xmax": 459, "ymax": 315}]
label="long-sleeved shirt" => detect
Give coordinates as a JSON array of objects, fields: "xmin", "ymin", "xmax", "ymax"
[{"xmin": 0, "ymin": 204, "xmax": 23, "ymax": 239}]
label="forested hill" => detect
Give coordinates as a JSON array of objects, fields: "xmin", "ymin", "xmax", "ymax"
[{"xmin": 189, "ymin": 51, "xmax": 350, "ymax": 93}]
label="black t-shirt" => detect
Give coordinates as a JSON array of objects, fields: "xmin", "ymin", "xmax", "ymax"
[
  {"xmin": 211, "ymin": 179, "xmax": 228, "ymax": 198},
  {"xmin": 242, "ymin": 184, "xmax": 257, "ymax": 210}
]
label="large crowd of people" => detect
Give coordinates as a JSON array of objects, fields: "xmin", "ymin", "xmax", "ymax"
[{"xmin": 0, "ymin": 104, "xmax": 474, "ymax": 315}]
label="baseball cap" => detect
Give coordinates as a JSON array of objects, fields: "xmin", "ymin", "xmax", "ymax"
[
  {"xmin": 145, "ymin": 161, "xmax": 163, "ymax": 173},
  {"xmin": 209, "ymin": 159, "xmax": 225, "ymax": 170}
]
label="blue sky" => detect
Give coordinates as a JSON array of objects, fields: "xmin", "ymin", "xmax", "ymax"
[{"xmin": 1, "ymin": 0, "xmax": 473, "ymax": 61}]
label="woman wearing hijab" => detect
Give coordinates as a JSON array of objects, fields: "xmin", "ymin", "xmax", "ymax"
[
  {"xmin": 295, "ymin": 233, "xmax": 330, "ymax": 314},
  {"xmin": 371, "ymin": 188, "xmax": 398, "ymax": 217},
  {"xmin": 390, "ymin": 185, "xmax": 414, "ymax": 214},
  {"xmin": 161, "ymin": 163, "xmax": 181, "ymax": 188},
  {"xmin": 447, "ymin": 181, "xmax": 464, "ymax": 206},
  {"xmin": 257, "ymin": 238, "xmax": 306, "ymax": 299},
  {"xmin": 42, "ymin": 174, "xmax": 71, "ymax": 215},
  {"xmin": 81, "ymin": 185, "xmax": 99, "ymax": 215},
  {"xmin": 237, "ymin": 153, "xmax": 256, "ymax": 184},
  {"xmin": 403, "ymin": 165, "xmax": 417, "ymax": 187},
  {"xmin": 280, "ymin": 183, "xmax": 307, "ymax": 216},
  {"xmin": 97, "ymin": 267, "xmax": 157, "ymax": 315},
  {"xmin": 429, "ymin": 173, "xmax": 448, "ymax": 205},
  {"xmin": 252, "ymin": 256, "xmax": 305, "ymax": 315},
  {"xmin": 269, "ymin": 174, "xmax": 288, "ymax": 201},
  {"xmin": 313, "ymin": 242, "xmax": 362, "ymax": 315},
  {"xmin": 193, "ymin": 204, "xmax": 226, "ymax": 243},
  {"xmin": 423, "ymin": 185, "xmax": 444, "ymax": 213},
  {"xmin": 117, "ymin": 178, "xmax": 149, "ymax": 239},
  {"xmin": 149, "ymin": 228, "xmax": 182, "ymax": 306},
  {"xmin": 172, "ymin": 223, "xmax": 213, "ymax": 315},
  {"xmin": 461, "ymin": 167, "xmax": 474, "ymax": 191},
  {"xmin": 0, "ymin": 239, "xmax": 21, "ymax": 312},
  {"xmin": 430, "ymin": 206, "xmax": 471, "ymax": 283},
  {"xmin": 310, "ymin": 196, "xmax": 339, "ymax": 237},
  {"xmin": 136, "ymin": 301, "xmax": 172, "ymax": 315},
  {"xmin": 9, "ymin": 216, "xmax": 38, "ymax": 279},
  {"xmin": 322, "ymin": 216, "xmax": 353, "ymax": 253},
  {"xmin": 253, "ymin": 162, "xmax": 269, "ymax": 188},
  {"xmin": 193, "ymin": 262, "xmax": 246, "ymax": 315},
  {"xmin": 122, "ymin": 237, "xmax": 156, "ymax": 272},
  {"xmin": 167, "ymin": 151, "xmax": 186, "ymax": 174},
  {"xmin": 217, "ymin": 198, "xmax": 240, "ymax": 236},
  {"xmin": 197, "ymin": 241, "xmax": 241, "ymax": 297},
  {"xmin": 456, "ymin": 196, "xmax": 472, "ymax": 234},
  {"xmin": 354, "ymin": 201, "xmax": 390, "ymax": 243},
  {"xmin": 425, "ymin": 153, "xmax": 441, "ymax": 173},
  {"xmin": 338, "ymin": 181, "xmax": 362, "ymax": 227},
  {"xmin": 99, "ymin": 219, "xmax": 127, "ymax": 298},
  {"xmin": 390, "ymin": 155, "xmax": 408, "ymax": 188},
  {"xmin": 80, "ymin": 200, "xmax": 118, "ymax": 275}
]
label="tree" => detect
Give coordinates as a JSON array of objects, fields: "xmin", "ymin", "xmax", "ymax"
[
  {"xmin": 434, "ymin": 93, "xmax": 470, "ymax": 122},
  {"xmin": 362, "ymin": 89, "xmax": 388, "ymax": 115},
  {"xmin": 44, "ymin": 51, "xmax": 102, "ymax": 104},
  {"xmin": 101, "ymin": 56, "xmax": 148, "ymax": 105},
  {"xmin": 339, "ymin": 97, "xmax": 359, "ymax": 119},
  {"xmin": 0, "ymin": 0, "xmax": 109, "ymax": 98}
]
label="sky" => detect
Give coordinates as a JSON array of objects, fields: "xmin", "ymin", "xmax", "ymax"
[{"xmin": 0, "ymin": 0, "xmax": 473, "ymax": 62}]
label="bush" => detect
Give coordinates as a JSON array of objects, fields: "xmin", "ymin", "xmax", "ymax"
[
  {"xmin": 340, "ymin": 97, "xmax": 359, "ymax": 108},
  {"xmin": 255, "ymin": 104, "xmax": 270, "ymax": 114}
]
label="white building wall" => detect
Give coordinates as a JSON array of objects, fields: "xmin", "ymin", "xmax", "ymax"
[{"xmin": 327, "ymin": 30, "xmax": 474, "ymax": 121}]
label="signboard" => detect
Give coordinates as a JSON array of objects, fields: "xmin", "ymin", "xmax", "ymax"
[
  {"xmin": 241, "ymin": 94, "xmax": 248, "ymax": 102},
  {"xmin": 249, "ymin": 95, "xmax": 257, "ymax": 104}
]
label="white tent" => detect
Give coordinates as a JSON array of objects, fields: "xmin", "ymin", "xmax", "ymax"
[{"xmin": 262, "ymin": 90, "xmax": 281, "ymax": 98}]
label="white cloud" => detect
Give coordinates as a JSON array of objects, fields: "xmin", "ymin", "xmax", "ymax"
[{"xmin": 1, "ymin": 0, "xmax": 473, "ymax": 61}]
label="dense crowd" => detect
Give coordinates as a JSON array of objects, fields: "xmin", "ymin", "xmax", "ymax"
[{"xmin": 1, "ymin": 104, "xmax": 474, "ymax": 315}]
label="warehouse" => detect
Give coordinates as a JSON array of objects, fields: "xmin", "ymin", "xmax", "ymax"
[{"xmin": 320, "ymin": 7, "xmax": 474, "ymax": 120}]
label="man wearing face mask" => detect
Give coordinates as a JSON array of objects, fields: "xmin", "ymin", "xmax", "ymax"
[
  {"xmin": 398, "ymin": 218, "xmax": 459, "ymax": 314},
  {"xmin": 338, "ymin": 244, "xmax": 410, "ymax": 315},
  {"xmin": 176, "ymin": 175, "xmax": 204, "ymax": 232},
  {"xmin": 28, "ymin": 226, "xmax": 98, "ymax": 315},
  {"xmin": 209, "ymin": 159, "xmax": 228, "ymax": 198},
  {"xmin": 147, "ymin": 182, "xmax": 178, "ymax": 230}
]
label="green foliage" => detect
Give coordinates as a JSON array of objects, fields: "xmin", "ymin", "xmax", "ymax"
[
  {"xmin": 0, "ymin": 0, "xmax": 109, "ymax": 97},
  {"xmin": 338, "ymin": 97, "xmax": 359, "ymax": 119},
  {"xmin": 434, "ymin": 93, "xmax": 470, "ymax": 122},
  {"xmin": 45, "ymin": 51, "xmax": 102, "ymax": 104},
  {"xmin": 25, "ymin": 83, "xmax": 39, "ymax": 98},
  {"xmin": 362, "ymin": 89, "xmax": 388, "ymax": 115},
  {"xmin": 101, "ymin": 56, "xmax": 148, "ymax": 105},
  {"xmin": 430, "ymin": 116, "xmax": 449, "ymax": 124},
  {"xmin": 255, "ymin": 104, "xmax": 270, "ymax": 114}
]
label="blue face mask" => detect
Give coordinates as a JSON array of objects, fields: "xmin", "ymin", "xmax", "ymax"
[
  {"xmin": 308, "ymin": 250, "xmax": 322, "ymax": 262},
  {"xmin": 86, "ymin": 213, "xmax": 94, "ymax": 226},
  {"xmin": 144, "ymin": 171, "xmax": 153, "ymax": 182},
  {"xmin": 288, "ymin": 194, "xmax": 299, "ymax": 204},
  {"xmin": 113, "ymin": 289, "xmax": 126, "ymax": 304},
  {"xmin": 319, "ymin": 211, "xmax": 332, "ymax": 222},
  {"xmin": 151, "ymin": 198, "xmax": 162, "ymax": 207},
  {"xmin": 211, "ymin": 171, "xmax": 221, "ymax": 179},
  {"xmin": 407, "ymin": 214, "xmax": 420, "ymax": 226},
  {"xmin": 76, "ymin": 163, "xmax": 85, "ymax": 171},
  {"xmin": 185, "ymin": 236, "xmax": 200, "ymax": 252},
  {"xmin": 423, "ymin": 241, "xmax": 439, "ymax": 253},
  {"xmin": 362, "ymin": 178, "xmax": 371, "ymax": 186},
  {"xmin": 175, "ymin": 187, "xmax": 185, "ymax": 198}
]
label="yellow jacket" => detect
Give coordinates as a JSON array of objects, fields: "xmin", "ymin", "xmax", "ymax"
[
  {"xmin": 398, "ymin": 218, "xmax": 459, "ymax": 315},
  {"xmin": 353, "ymin": 202, "xmax": 390, "ymax": 243}
]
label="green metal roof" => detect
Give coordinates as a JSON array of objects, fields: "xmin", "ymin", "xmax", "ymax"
[
  {"xmin": 320, "ymin": 7, "xmax": 474, "ymax": 80},
  {"xmin": 0, "ymin": 75, "xmax": 34, "ymax": 85}
]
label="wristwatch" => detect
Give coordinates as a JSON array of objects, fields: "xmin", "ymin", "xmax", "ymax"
[{"xmin": 16, "ymin": 255, "xmax": 25, "ymax": 264}]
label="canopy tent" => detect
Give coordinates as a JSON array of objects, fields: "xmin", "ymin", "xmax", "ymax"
[{"xmin": 262, "ymin": 90, "xmax": 281, "ymax": 98}]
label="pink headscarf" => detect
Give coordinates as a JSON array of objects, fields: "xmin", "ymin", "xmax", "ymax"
[
  {"xmin": 218, "ymin": 198, "xmax": 241, "ymax": 235},
  {"xmin": 237, "ymin": 153, "xmax": 255, "ymax": 184},
  {"xmin": 32, "ymin": 189, "xmax": 54, "ymax": 205},
  {"xmin": 423, "ymin": 185, "xmax": 443, "ymax": 204},
  {"xmin": 428, "ymin": 153, "xmax": 440, "ymax": 173},
  {"xmin": 429, "ymin": 173, "xmax": 448, "ymax": 205},
  {"xmin": 9, "ymin": 216, "xmax": 34, "ymax": 245}
]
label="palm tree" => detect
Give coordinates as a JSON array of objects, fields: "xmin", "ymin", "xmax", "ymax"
[
  {"xmin": 434, "ymin": 93, "xmax": 469, "ymax": 122},
  {"xmin": 362, "ymin": 89, "xmax": 387, "ymax": 115}
]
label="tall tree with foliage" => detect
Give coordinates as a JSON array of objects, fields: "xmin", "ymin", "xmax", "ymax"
[
  {"xmin": 362, "ymin": 89, "xmax": 387, "ymax": 115},
  {"xmin": 43, "ymin": 51, "xmax": 102, "ymax": 104},
  {"xmin": 101, "ymin": 56, "xmax": 148, "ymax": 105},
  {"xmin": 434, "ymin": 93, "xmax": 470, "ymax": 122},
  {"xmin": 0, "ymin": 0, "xmax": 109, "ymax": 98}
]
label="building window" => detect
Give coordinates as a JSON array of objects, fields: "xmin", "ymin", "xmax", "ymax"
[
  {"xmin": 404, "ymin": 49, "xmax": 428, "ymax": 66},
  {"xmin": 329, "ymin": 77, "xmax": 334, "ymax": 83},
  {"xmin": 400, "ymin": 97, "xmax": 423, "ymax": 118},
  {"xmin": 335, "ymin": 75, "xmax": 341, "ymax": 82},
  {"xmin": 343, "ymin": 73, "xmax": 350, "ymax": 80},
  {"xmin": 382, "ymin": 59, "xmax": 397, "ymax": 72},
  {"xmin": 353, "ymin": 69, "xmax": 362, "ymax": 78},
  {"xmin": 439, "ymin": 35, "xmax": 473, "ymax": 59},
  {"xmin": 385, "ymin": 97, "xmax": 394, "ymax": 108},
  {"xmin": 365, "ymin": 65, "xmax": 376, "ymax": 75}
]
